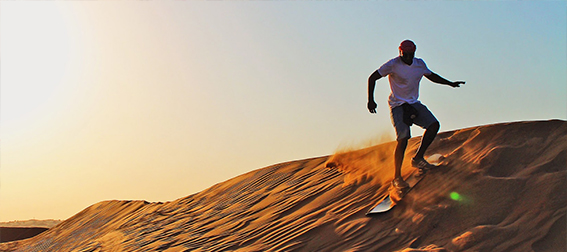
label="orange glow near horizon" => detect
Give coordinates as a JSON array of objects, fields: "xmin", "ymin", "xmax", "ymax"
[{"xmin": 1, "ymin": 1, "xmax": 565, "ymax": 222}]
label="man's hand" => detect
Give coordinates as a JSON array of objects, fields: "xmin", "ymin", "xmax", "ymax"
[
  {"xmin": 426, "ymin": 73, "xmax": 465, "ymax": 88},
  {"xmin": 450, "ymin": 81, "xmax": 466, "ymax": 88},
  {"xmin": 368, "ymin": 100, "xmax": 377, "ymax": 113},
  {"xmin": 368, "ymin": 70, "xmax": 382, "ymax": 114}
]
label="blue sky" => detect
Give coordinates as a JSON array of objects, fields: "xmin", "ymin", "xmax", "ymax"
[{"xmin": 1, "ymin": 1, "xmax": 565, "ymax": 221}]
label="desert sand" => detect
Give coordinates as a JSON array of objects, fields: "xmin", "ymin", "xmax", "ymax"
[
  {"xmin": 0, "ymin": 228, "xmax": 48, "ymax": 244},
  {"xmin": 1, "ymin": 120, "xmax": 565, "ymax": 251},
  {"xmin": 0, "ymin": 220, "xmax": 61, "ymax": 229},
  {"xmin": 0, "ymin": 220, "xmax": 60, "ymax": 244}
]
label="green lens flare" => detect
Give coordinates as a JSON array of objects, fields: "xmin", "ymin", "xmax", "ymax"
[{"xmin": 450, "ymin": 192, "xmax": 462, "ymax": 201}]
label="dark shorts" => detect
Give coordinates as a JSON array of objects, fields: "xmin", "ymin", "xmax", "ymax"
[{"xmin": 390, "ymin": 102, "xmax": 438, "ymax": 140}]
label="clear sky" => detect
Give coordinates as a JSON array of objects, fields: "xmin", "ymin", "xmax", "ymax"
[{"xmin": 1, "ymin": 1, "xmax": 565, "ymax": 221}]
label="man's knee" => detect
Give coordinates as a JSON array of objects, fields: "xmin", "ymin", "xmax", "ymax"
[
  {"xmin": 397, "ymin": 137, "xmax": 409, "ymax": 146},
  {"xmin": 428, "ymin": 121, "xmax": 440, "ymax": 132}
]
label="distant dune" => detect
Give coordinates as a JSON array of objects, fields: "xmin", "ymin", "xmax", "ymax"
[
  {"xmin": 0, "ymin": 228, "xmax": 48, "ymax": 244},
  {"xmin": 1, "ymin": 120, "xmax": 565, "ymax": 251},
  {"xmin": 0, "ymin": 220, "xmax": 61, "ymax": 229},
  {"xmin": 0, "ymin": 220, "xmax": 60, "ymax": 244}
]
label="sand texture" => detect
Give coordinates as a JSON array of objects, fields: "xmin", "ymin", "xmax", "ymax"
[
  {"xmin": 1, "ymin": 120, "xmax": 565, "ymax": 251},
  {"xmin": 0, "ymin": 220, "xmax": 62, "ymax": 230},
  {"xmin": 0, "ymin": 228, "xmax": 48, "ymax": 244}
]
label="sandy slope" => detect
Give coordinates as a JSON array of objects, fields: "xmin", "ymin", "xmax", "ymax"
[
  {"xmin": 0, "ymin": 220, "xmax": 60, "ymax": 244},
  {"xmin": 0, "ymin": 228, "xmax": 48, "ymax": 244},
  {"xmin": 1, "ymin": 120, "xmax": 565, "ymax": 252},
  {"xmin": 0, "ymin": 220, "xmax": 61, "ymax": 229}
]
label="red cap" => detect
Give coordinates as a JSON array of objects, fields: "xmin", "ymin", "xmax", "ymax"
[{"xmin": 399, "ymin": 40, "xmax": 416, "ymax": 53}]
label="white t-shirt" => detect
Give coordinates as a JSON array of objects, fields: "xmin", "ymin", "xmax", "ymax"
[{"xmin": 377, "ymin": 56, "xmax": 432, "ymax": 108}]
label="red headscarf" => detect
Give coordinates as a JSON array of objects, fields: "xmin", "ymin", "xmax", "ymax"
[{"xmin": 399, "ymin": 40, "xmax": 416, "ymax": 53}]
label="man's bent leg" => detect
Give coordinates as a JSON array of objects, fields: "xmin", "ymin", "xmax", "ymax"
[{"xmin": 415, "ymin": 121, "xmax": 440, "ymax": 160}]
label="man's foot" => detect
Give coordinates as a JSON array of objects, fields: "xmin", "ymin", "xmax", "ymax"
[
  {"xmin": 391, "ymin": 177, "xmax": 409, "ymax": 201},
  {"xmin": 392, "ymin": 177, "xmax": 409, "ymax": 190},
  {"xmin": 412, "ymin": 157, "xmax": 438, "ymax": 171}
]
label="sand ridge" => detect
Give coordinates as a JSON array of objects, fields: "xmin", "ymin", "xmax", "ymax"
[{"xmin": 1, "ymin": 120, "xmax": 565, "ymax": 251}]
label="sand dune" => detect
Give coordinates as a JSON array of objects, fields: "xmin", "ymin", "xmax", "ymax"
[
  {"xmin": 0, "ymin": 228, "xmax": 48, "ymax": 244},
  {"xmin": 0, "ymin": 220, "xmax": 61, "ymax": 229},
  {"xmin": 0, "ymin": 220, "xmax": 60, "ymax": 244},
  {"xmin": 1, "ymin": 120, "xmax": 565, "ymax": 251}
]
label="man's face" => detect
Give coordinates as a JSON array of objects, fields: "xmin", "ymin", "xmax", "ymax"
[{"xmin": 400, "ymin": 50, "xmax": 415, "ymax": 65}]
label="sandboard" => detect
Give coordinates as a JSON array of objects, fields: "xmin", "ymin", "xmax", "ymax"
[{"xmin": 366, "ymin": 154, "xmax": 443, "ymax": 216}]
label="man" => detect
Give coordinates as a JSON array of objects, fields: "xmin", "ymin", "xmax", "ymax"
[{"xmin": 367, "ymin": 40, "xmax": 465, "ymax": 191}]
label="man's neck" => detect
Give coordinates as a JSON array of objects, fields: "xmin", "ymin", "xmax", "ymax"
[{"xmin": 400, "ymin": 56, "xmax": 413, "ymax": 65}]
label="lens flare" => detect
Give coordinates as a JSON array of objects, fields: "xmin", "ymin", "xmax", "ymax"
[{"xmin": 450, "ymin": 192, "xmax": 462, "ymax": 201}]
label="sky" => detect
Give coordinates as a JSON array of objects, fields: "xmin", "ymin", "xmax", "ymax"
[{"xmin": 1, "ymin": 1, "xmax": 565, "ymax": 221}]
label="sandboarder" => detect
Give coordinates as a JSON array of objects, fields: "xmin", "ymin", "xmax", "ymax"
[{"xmin": 367, "ymin": 40, "xmax": 465, "ymax": 192}]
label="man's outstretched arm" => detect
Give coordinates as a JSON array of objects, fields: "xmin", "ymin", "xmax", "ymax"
[
  {"xmin": 368, "ymin": 70, "xmax": 382, "ymax": 113},
  {"xmin": 425, "ymin": 72, "xmax": 465, "ymax": 87}
]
